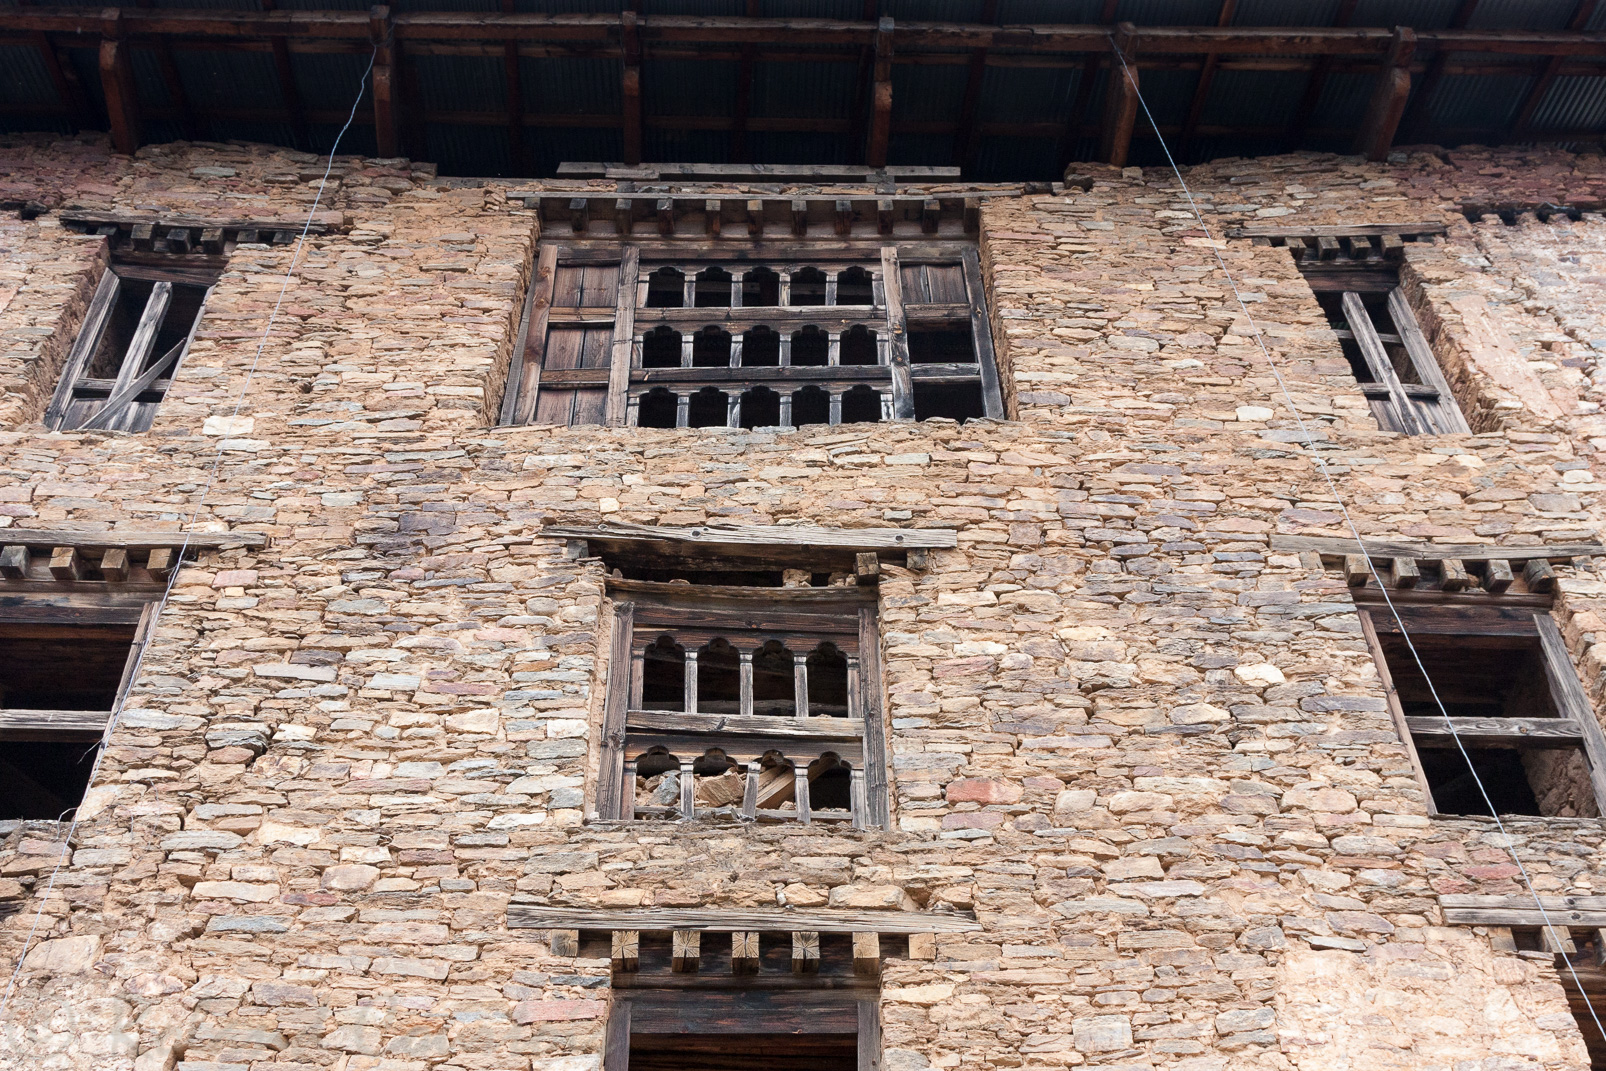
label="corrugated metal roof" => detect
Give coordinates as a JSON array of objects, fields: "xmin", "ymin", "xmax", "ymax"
[
  {"xmin": 750, "ymin": 60, "xmax": 859, "ymax": 120},
  {"xmin": 1532, "ymin": 76, "xmax": 1606, "ymax": 133}
]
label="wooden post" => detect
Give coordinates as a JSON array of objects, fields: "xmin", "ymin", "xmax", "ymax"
[
  {"xmin": 98, "ymin": 11, "xmax": 140, "ymax": 156},
  {"xmin": 1440, "ymin": 558, "xmax": 1470, "ymax": 591},
  {"xmin": 792, "ymin": 930, "xmax": 820, "ymax": 974},
  {"xmin": 1354, "ymin": 26, "xmax": 1414, "ymax": 161},
  {"xmin": 679, "ymin": 758, "xmax": 695, "ymax": 820},
  {"xmin": 49, "ymin": 547, "xmax": 83, "ymax": 582},
  {"xmin": 1485, "ymin": 559, "xmax": 1514, "ymax": 593},
  {"xmin": 739, "ymin": 648, "xmax": 754, "ymax": 718},
  {"xmin": 1391, "ymin": 557, "xmax": 1420, "ymax": 589},
  {"xmin": 846, "ymin": 656, "xmax": 861, "ymax": 719},
  {"xmin": 853, "ymin": 932, "xmax": 880, "ymax": 976},
  {"xmin": 851, "ymin": 767, "xmax": 868, "ymax": 830},
  {"xmin": 858, "ymin": 998, "xmax": 882, "ymax": 1071},
  {"xmin": 793, "ymin": 653, "xmax": 809, "ymax": 718},
  {"xmin": 741, "ymin": 759, "xmax": 761, "ymax": 820},
  {"xmin": 856, "ymin": 551, "xmax": 880, "ymax": 584},
  {"xmin": 606, "ymin": 245, "xmax": 640, "ymax": 426},
  {"xmin": 370, "ymin": 6, "xmax": 399, "ymax": 158},
  {"xmin": 621, "ymin": 11, "xmax": 642, "ymax": 166},
  {"xmin": 867, "ymin": 18, "xmax": 893, "ymax": 168},
  {"xmin": 146, "ymin": 547, "xmax": 176, "ymax": 582},
  {"xmin": 880, "ymin": 247, "xmax": 915, "ymax": 420},
  {"xmin": 611, "ymin": 930, "xmax": 640, "ymax": 972},
  {"xmin": 684, "ymin": 650, "xmax": 699, "ymax": 713},
  {"xmin": 1101, "ymin": 23, "xmax": 1140, "ymax": 167},
  {"xmin": 598, "ymin": 603, "xmax": 634, "ymax": 821},
  {"xmin": 732, "ymin": 931, "xmax": 759, "ymax": 974},
  {"xmin": 0, "ymin": 546, "xmax": 29, "ymax": 579},
  {"xmin": 672, "ymin": 929, "xmax": 701, "ymax": 972},
  {"xmin": 100, "ymin": 548, "xmax": 129, "ymax": 583},
  {"xmin": 1524, "ymin": 558, "xmax": 1557, "ymax": 593},
  {"xmin": 794, "ymin": 763, "xmax": 812, "ymax": 824},
  {"xmin": 604, "ymin": 1001, "xmax": 630, "ymax": 1071}
]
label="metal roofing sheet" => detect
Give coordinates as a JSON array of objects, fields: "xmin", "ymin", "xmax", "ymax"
[
  {"xmin": 1531, "ymin": 75, "xmax": 1606, "ymax": 134},
  {"xmin": 977, "ymin": 63, "xmax": 1080, "ymax": 124},
  {"xmin": 1230, "ymin": 0, "xmax": 1344, "ymax": 27},
  {"xmin": 414, "ymin": 55, "xmax": 504, "ymax": 114},
  {"xmin": 1199, "ymin": 69, "xmax": 1307, "ymax": 131},
  {"xmin": 744, "ymin": 130, "xmax": 855, "ymax": 164},
  {"xmin": 644, "ymin": 58, "xmax": 739, "ymax": 116},
  {"xmin": 524, "ymin": 56, "xmax": 620, "ymax": 116},
  {"xmin": 971, "ymin": 133, "xmax": 1061, "ymax": 180},
  {"xmin": 750, "ymin": 61, "xmax": 859, "ymax": 120},
  {"xmin": 0, "ymin": 45, "xmax": 59, "ymax": 110},
  {"xmin": 425, "ymin": 122, "xmax": 511, "ymax": 175},
  {"xmin": 891, "ymin": 63, "xmax": 968, "ymax": 123},
  {"xmin": 1423, "ymin": 72, "xmax": 1533, "ymax": 134},
  {"xmin": 179, "ymin": 49, "xmax": 287, "ymax": 111},
  {"xmin": 1466, "ymin": 0, "xmax": 1576, "ymax": 31}
]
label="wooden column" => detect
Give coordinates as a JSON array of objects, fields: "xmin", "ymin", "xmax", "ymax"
[
  {"xmin": 793, "ymin": 653, "xmax": 809, "ymax": 718},
  {"xmin": 621, "ymin": 10, "xmax": 642, "ymax": 166},
  {"xmin": 1100, "ymin": 22, "xmax": 1140, "ymax": 168},
  {"xmin": 370, "ymin": 5, "xmax": 399, "ymax": 158},
  {"xmin": 98, "ymin": 11, "xmax": 140, "ymax": 156},
  {"xmin": 606, "ymin": 245, "xmax": 640, "ymax": 427},
  {"xmin": 866, "ymin": 17, "xmax": 893, "ymax": 168},
  {"xmin": 739, "ymin": 649, "xmax": 754, "ymax": 717},
  {"xmin": 501, "ymin": 0, "xmax": 526, "ymax": 172},
  {"xmin": 879, "ymin": 247, "xmax": 915, "ymax": 420},
  {"xmin": 598, "ymin": 602, "xmax": 634, "ymax": 821},
  {"xmin": 1354, "ymin": 26, "xmax": 1414, "ymax": 161}
]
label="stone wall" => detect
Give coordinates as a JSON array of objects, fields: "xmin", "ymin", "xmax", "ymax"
[{"xmin": 0, "ymin": 134, "xmax": 1604, "ymax": 1070}]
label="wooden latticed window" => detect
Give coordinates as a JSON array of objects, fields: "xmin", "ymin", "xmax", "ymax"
[
  {"xmin": 48, "ymin": 258, "xmax": 218, "ymax": 432},
  {"xmin": 597, "ymin": 580, "xmax": 887, "ymax": 828},
  {"xmin": 499, "ymin": 240, "xmax": 1003, "ymax": 428}
]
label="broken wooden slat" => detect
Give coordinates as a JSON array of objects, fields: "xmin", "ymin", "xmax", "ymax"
[
  {"xmin": 672, "ymin": 929, "xmax": 701, "ymax": 972},
  {"xmin": 1404, "ymin": 716, "xmax": 1583, "ymax": 746},
  {"xmin": 612, "ymin": 930, "xmax": 640, "ymax": 971},
  {"xmin": 49, "ymin": 546, "xmax": 83, "ymax": 581},
  {"xmin": 146, "ymin": 547, "xmax": 177, "ymax": 582},
  {"xmin": 1440, "ymin": 558, "xmax": 1469, "ymax": 591},
  {"xmin": 549, "ymin": 929, "xmax": 579, "ymax": 956},
  {"xmin": 1391, "ymin": 557, "xmax": 1419, "ymax": 589},
  {"xmin": 1524, "ymin": 558, "xmax": 1556, "ymax": 593},
  {"xmin": 792, "ymin": 931, "xmax": 820, "ymax": 974},
  {"xmin": 510, "ymin": 906, "xmax": 982, "ymax": 934},
  {"xmin": 731, "ymin": 931, "xmax": 759, "ymax": 974},
  {"xmin": 1344, "ymin": 553, "xmax": 1370, "ymax": 587},
  {"xmin": 852, "ymin": 931, "xmax": 879, "ymax": 976},
  {"xmin": 0, "ymin": 545, "xmax": 29, "ymax": 579},
  {"xmin": 1485, "ymin": 559, "xmax": 1514, "ymax": 593},
  {"xmin": 99, "ymin": 548, "xmax": 130, "ymax": 583}
]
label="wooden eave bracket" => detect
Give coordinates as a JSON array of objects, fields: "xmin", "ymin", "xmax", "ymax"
[
  {"xmin": 1271, "ymin": 535, "xmax": 1604, "ymax": 567},
  {"xmin": 62, "ymin": 212, "xmax": 340, "ymax": 252},
  {"xmin": 1273, "ymin": 534, "xmax": 1602, "ymax": 597},
  {"xmin": 1225, "ymin": 222, "xmax": 1447, "ymax": 262},
  {"xmin": 544, "ymin": 521, "xmax": 954, "ymax": 573},
  {"xmin": 518, "ymin": 191, "xmax": 1000, "ymax": 239}
]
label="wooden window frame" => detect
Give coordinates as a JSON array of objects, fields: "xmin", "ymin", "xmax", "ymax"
[
  {"xmin": 499, "ymin": 240, "xmax": 1004, "ymax": 429},
  {"xmin": 603, "ymin": 986, "xmax": 880, "ymax": 1071},
  {"xmin": 1358, "ymin": 603, "xmax": 1606, "ymax": 817},
  {"xmin": 1333, "ymin": 286, "xmax": 1468, "ymax": 435},
  {"xmin": 46, "ymin": 260, "xmax": 217, "ymax": 432},
  {"xmin": 596, "ymin": 579, "xmax": 890, "ymax": 830}
]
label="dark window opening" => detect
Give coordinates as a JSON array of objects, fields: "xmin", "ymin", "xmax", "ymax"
[
  {"xmin": 635, "ymin": 747, "xmax": 679, "ymax": 778},
  {"xmin": 742, "ymin": 326, "xmax": 780, "ymax": 367},
  {"xmin": 615, "ymin": 566, "xmax": 786, "ymax": 586},
  {"xmin": 741, "ymin": 267, "xmax": 780, "ymax": 307},
  {"xmin": 628, "ymin": 1034, "xmax": 857, "ymax": 1071},
  {"xmin": 641, "ymin": 634, "xmax": 685, "ymax": 711},
  {"xmin": 739, "ymin": 387, "xmax": 781, "ymax": 429},
  {"xmin": 697, "ymin": 638, "xmax": 741, "ymax": 714},
  {"xmin": 752, "ymin": 640, "xmax": 795, "ymax": 717},
  {"xmin": 687, "ymin": 388, "xmax": 729, "ymax": 428},
  {"xmin": 791, "ymin": 267, "xmax": 826, "ymax": 306},
  {"xmin": 694, "ymin": 267, "xmax": 733, "ymax": 308},
  {"xmin": 791, "ymin": 326, "xmax": 828, "ymax": 367},
  {"xmin": 1315, "ymin": 289, "xmax": 1422, "ymax": 386},
  {"xmin": 913, "ymin": 381, "xmax": 984, "ymax": 423},
  {"xmin": 807, "ymin": 642, "xmax": 849, "ymax": 717},
  {"xmin": 1378, "ymin": 633, "xmax": 1559, "ymax": 721},
  {"xmin": 840, "ymin": 325, "xmax": 878, "ymax": 366},
  {"xmin": 840, "ymin": 385, "xmax": 882, "ymax": 424},
  {"xmin": 642, "ymin": 326, "xmax": 683, "ymax": 368},
  {"xmin": 1418, "ymin": 746, "xmax": 1541, "ymax": 817},
  {"xmin": 0, "ymin": 625, "xmax": 136, "ymax": 710},
  {"xmin": 691, "ymin": 326, "xmax": 733, "ymax": 368},
  {"xmin": 836, "ymin": 266, "xmax": 874, "ymax": 306},
  {"xmin": 0, "ymin": 741, "xmax": 99, "ymax": 821},
  {"xmin": 908, "ymin": 326, "xmax": 975, "ymax": 364},
  {"xmin": 646, "ymin": 267, "xmax": 685, "ymax": 308},
  {"xmin": 638, "ymin": 388, "xmax": 679, "ymax": 428},
  {"xmin": 85, "ymin": 276, "xmax": 207, "ymax": 381},
  {"xmin": 808, "ymin": 753, "xmax": 853, "ymax": 811},
  {"xmin": 792, "ymin": 386, "xmax": 830, "ymax": 427}
]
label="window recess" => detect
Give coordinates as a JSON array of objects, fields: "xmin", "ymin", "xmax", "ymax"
[{"xmin": 500, "ymin": 197, "xmax": 1003, "ymax": 430}]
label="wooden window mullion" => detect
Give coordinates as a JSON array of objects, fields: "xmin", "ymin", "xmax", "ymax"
[
  {"xmin": 858, "ymin": 606, "xmax": 890, "ymax": 827},
  {"xmin": 1357, "ymin": 608, "xmax": 1438, "ymax": 814},
  {"xmin": 1534, "ymin": 612, "xmax": 1606, "ymax": 813},
  {"xmin": 605, "ymin": 244, "xmax": 641, "ymax": 426},
  {"xmin": 597, "ymin": 601, "xmax": 635, "ymax": 821},
  {"xmin": 1342, "ymin": 290, "xmax": 1423, "ymax": 435},
  {"xmin": 857, "ymin": 999, "xmax": 881, "ymax": 1071},
  {"xmin": 604, "ymin": 1000, "xmax": 630, "ymax": 1071},
  {"xmin": 47, "ymin": 268, "xmax": 121, "ymax": 430},
  {"xmin": 1387, "ymin": 286, "xmax": 1470, "ymax": 434},
  {"xmin": 962, "ymin": 245, "xmax": 1006, "ymax": 419},
  {"xmin": 503, "ymin": 243, "xmax": 558, "ymax": 426},
  {"xmin": 879, "ymin": 247, "xmax": 915, "ymax": 420}
]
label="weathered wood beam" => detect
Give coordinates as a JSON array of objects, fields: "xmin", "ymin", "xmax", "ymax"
[
  {"xmin": 951, "ymin": 0, "xmax": 998, "ymax": 172},
  {"xmin": 866, "ymin": 17, "xmax": 893, "ymax": 168},
  {"xmin": 509, "ymin": 905, "xmax": 982, "ymax": 933},
  {"xmin": 1442, "ymin": 894, "xmax": 1606, "ymax": 927},
  {"xmin": 1268, "ymin": 535, "xmax": 1604, "ymax": 563},
  {"xmin": 1178, "ymin": 0, "xmax": 1236, "ymax": 153},
  {"xmin": 1405, "ymin": 716, "xmax": 1584, "ymax": 746},
  {"xmin": 1353, "ymin": 26, "xmax": 1414, "ymax": 161},
  {"xmin": 547, "ymin": 522, "xmax": 957, "ymax": 551},
  {"xmin": 98, "ymin": 11, "xmax": 141, "ymax": 155},
  {"xmin": 621, "ymin": 10, "xmax": 642, "ymax": 166},
  {"xmin": 0, "ymin": 529, "xmax": 267, "ymax": 551},
  {"xmin": 0, "ymin": 708, "xmax": 111, "ymax": 740},
  {"xmin": 1399, "ymin": 0, "xmax": 1478, "ymax": 141},
  {"xmin": 370, "ymin": 5, "xmax": 399, "ymax": 158},
  {"xmin": 1100, "ymin": 22, "xmax": 1139, "ymax": 167},
  {"xmin": 1511, "ymin": 0, "xmax": 1598, "ymax": 138}
]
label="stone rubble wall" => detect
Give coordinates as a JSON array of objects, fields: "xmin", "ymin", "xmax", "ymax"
[{"xmin": 0, "ymin": 135, "xmax": 1602, "ymax": 1071}]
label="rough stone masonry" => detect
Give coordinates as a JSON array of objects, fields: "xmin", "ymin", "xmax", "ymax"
[{"xmin": 1, "ymin": 133, "xmax": 1606, "ymax": 1071}]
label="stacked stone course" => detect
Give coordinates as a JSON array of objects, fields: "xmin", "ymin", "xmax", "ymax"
[{"xmin": 0, "ymin": 133, "xmax": 1604, "ymax": 1070}]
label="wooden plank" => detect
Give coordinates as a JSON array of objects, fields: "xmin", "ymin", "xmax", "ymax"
[
  {"xmin": 1387, "ymin": 286, "xmax": 1470, "ymax": 433},
  {"xmin": 603, "ymin": 999, "xmax": 629, "ymax": 1071},
  {"xmin": 1228, "ymin": 223, "xmax": 1447, "ymax": 240},
  {"xmin": 0, "ymin": 546, "xmax": 30, "ymax": 580},
  {"xmin": 1344, "ymin": 553, "xmax": 1371, "ymax": 586},
  {"xmin": 1404, "ymin": 716, "xmax": 1585, "ymax": 747},
  {"xmin": 1535, "ymin": 612, "xmax": 1606, "ymax": 815},
  {"xmin": 606, "ymin": 244, "xmax": 639, "ymax": 426},
  {"xmin": 499, "ymin": 246, "xmax": 546, "ymax": 426},
  {"xmin": 621, "ymin": 989, "xmax": 860, "ymax": 1035},
  {"xmin": 113, "ymin": 600, "xmax": 160, "ymax": 717},
  {"xmin": 858, "ymin": 607, "xmax": 889, "ymax": 829},
  {"xmin": 598, "ymin": 601, "xmax": 634, "ymax": 821},
  {"xmin": 1364, "ymin": 602, "xmax": 1539, "ymax": 636},
  {"xmin": 627, "ymin": 710, "xmax": 863, "ymax": 741},
  {"xmin": 1391, "ymin": 557, "xmax": 1419, "ymax": 589},
  {"xmin": 509, "ymin": 244, "xmax": 560, "ymax": 426},
  {"xmin": 1343, "ymin": 290, "xmax": 1422, "ymax": 434},
  {"xmin": 509, "ymin": 906, "xmax": 981, "ymax": 934},
  {"xmin": 1354, "ymin": 27, "xmax": 1414, "ymax": 160},
  {"xmin": 880, "ymin": 247, "xmax": 916, "ymax": 421},
  {"xmin": 549, "ymin": 522, "xmax": 956, "ymax": 551},
  {"xmin": 1441, "ymin": 558, "xmax": 1470, "ymax": 591},
  {"xmin": 46, "ymin": 268, "xmax": 120, "ymax": 430},
  {"xmin": 1268, "ymin": 535, "xmax": 1605, "ymax": 562},
  {"xmin": 960, "ymin": 245, "xmax": 1005, "ymax": 419},
  {"xmin": 1525, "ymin": 559, "xmax": 1557, "ymax": 594},
  {"xmin": 76, "ymin": 339, "xmax": 184, "ymax": 432},
  {"xmin": 49, "ymin": 547, "xmax": 83, "ymax": 582},
  {"xmin": 0, "ymin": 529, "xmax": 266, "ymax": 551},
  {"xmin": 99, "ymin": 548, "xmax": 129, "ymax": 584},
  {"xmin": 1358, "ymin": 609, "xmax": 1438, "ymax": 814},
  {"xmin": 858, "ymin": 998, "xmax": 881, "ymax": 1071},
  {"xmin": 0, "ymin": 708, "xmax": 111, "ymax": 741}
]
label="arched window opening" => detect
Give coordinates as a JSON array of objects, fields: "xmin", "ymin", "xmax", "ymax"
[
  {"xmin": 692, "ymin": 748, "xmax": 744, "ymax": 809},
  {"xmin": 742, "ymin": 266, "xmax": 780, "ymax": 307},
  {"xmin": 756, "ymin": 751, "xmax": 797, "ymax": 811},
  {"xmin": 694, "ymin": 266, "xmax": 733, "ymax": 308},
  {"xmin": 645, "ymin": 267, "xmax": 685, "ymax": 308},
  {"xmin": 841, "ymin": 384, "xmax": 882, "ymax": 424},
  {"xmin": 632, "ymin": 746, "xmax": 683, "ymax": 815},
  {"xmin": 792, "ymin": 386, "xmax": 830, "ymax": 427},
  {"xmin": 742, "ymin": 326, "xmax": 780, "ymax": 366},
  {"xmin": 691, "ymin": 325, "xmax": 733, "ymax": 367},
  {"xmin": 697, "ymin": 638, "xmax": 741, "ymax": 714},
  {"xmin": 636, "ymin": 747, "xmax": 680, "ymax": 778},
  {"xmin": 687, "ymin": 387, "xmax": 729, "ymax": 428},
  {"xmin": 642, "ymin": 325, "xmax": 682, "ymax": 368},
  {"xmin": 840, "ymin": 324, "xmax": 878, "ymax": 365},
  {"xmin": 791, "ymin": 325, "xmax": 828, "ymax": 366},
  {"xmin": 637, "ymin": 388, "xmax": 678, "ymax": 429},
  {"xmin": 808, "ymin": 753, "xmax": 853, "ymax": 811},
  {"xmin": 739, "ymin": 387, "xmax": 781, "ymax": 430},
  {"xmin": 807, "ymin": 642, "xmax": 850, "ymax": 717},
  {"xmin": 641, "ymin": 634, "xmax": 685, "ymax": 711},
  {"xmin": 752, "ymin": 640, "xmax": 795, "ymax": 717},
  {"xmin": 836, "ymin": 266, "xmax": 873, "ymax": 305},
  {"xmin": 791, "ymin": 267, "xmax": 826, "ymax": 306}
]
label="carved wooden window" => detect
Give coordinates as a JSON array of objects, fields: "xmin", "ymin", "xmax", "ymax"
[
  {"xmin": 1352, "ymin": 564, "xmax": 1606, "ymax": 818},
  {"xmin": 596, "ymin": 581, "xmax": 888, "ymax": 829},
  {"xmin": 48, "ymin": 259, "xmax": 218, "ymax": 432},
  {"xmin": 500, "ymin": 242, "xmax": 1003, "ymax": 429}
]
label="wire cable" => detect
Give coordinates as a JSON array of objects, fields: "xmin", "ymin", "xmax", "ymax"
[
  {"xmin": 1106, "ymin": 39, "xmax": 1606, "ymax": 1042},
  {"xmin": 0, "ymin": 44, "xmax": 378, "ymax": 1015}
]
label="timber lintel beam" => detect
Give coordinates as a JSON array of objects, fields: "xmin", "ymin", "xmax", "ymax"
[
  {"xmin": 1100, "ymin": 21, "xmax": 1139, "ymax": 167},
  {"xmin": 866, "ymin": 16, "xmax": 893, "ymax": 168},
  {"xmin": 98, "ymin": 8, "xmax": 141, "ymax": 155},
  {"xmin": 1353, "ymin": 25, "xmax": 1414, "ymax": 161}
]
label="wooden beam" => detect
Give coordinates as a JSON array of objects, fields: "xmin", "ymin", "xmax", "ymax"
[
  {"xmin": 1284, "ymin": 0, "xmax": 1357, "ymax": 149},
  {"xmin": 1404, "ymin": 716, "xmax": 1585, "ymax": 746},
  {"xmin": 1442, "ymin": 894, "xmax": 1606, "ymax": 927},
  {"xmin": 852, "ymin": 932, "xmax": 880, "ymax": 976},
  {"xmin": 100, "ymin": 548, "xmax": 130, "ymax": 583},
  {"xmin": 1268, "ymin": 535, "xmax": 1604, "ymax": 563},
  {"xmin": 370, "ymin": 5, "xmax": 399, "ymax": 158},
  {"xmin": 731, "ymin": 931, "xmax": 759, "ymax": 974},
  {"xmin": 1100, "ymin": 22, "xmax": 1140, "ymax": 167},
  {"xmin": 611, "ymin": 930, "xmax": 640, "ymax": 971},
  {"xmin": 951, "ymin": 0, "xmax": 998, "ymax": 172},
  {"xmin": 0, "ymin": 546, "xmax": 30, "ymax": 579},
  {"xmin": 98, "ymin": 11, "xmax": 140, "ymax": 156},
  {"xmin": 0, "ymin": 708, "xmax": 111, "ymax": 740},
  {"xmin": 866, "ymin": 17, "xmax": 893, "ymax": 168},
  {"xmin": 509, "ymin": 906, "xmax": 982, "ymax": 934},
  {"xmin": 792, "ymin": 931, "xmax": 821, "ymax": 973},
  {"xmin": 499, "ymin": 0, "xmax": 526, "ymax": 173},
  {"xmin": 621, "ymin": 10, "xmax": 642, "ymax": 166},
  {"xmin": 1511, "ymin": 0, "xmax": 1599, "ymax": 138},
  {"xmin": 731, "ymin": 0, "xmax": 758, "ymax": 163},
  {"xmin": 1399, "ymin": 0, "xmax": 1479, "ymax": 142},
  {"xmin": 671, "ymin": 929, "xmax": 701, "ymax": 972},
  {"xmin": 48, "ymin": 547, "xmax": 84, "ymax": 581},
  {"xmin": 1353, "ymin": 26, "xmax": 1414, "ymax": 161},
  {"xmin": 0, "ymin": 529, "xmax": 267, "ymax": 551},
  {"xmin": 1178, "ymin": 0, "xmax": 1237, "ymax": 153},
  {"xmin": 546, "ymin": 522, "xmax": 957, "ymax": 551}
]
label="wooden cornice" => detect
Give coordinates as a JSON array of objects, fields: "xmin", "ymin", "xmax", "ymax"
[{"xmin": 508, "ymin": 905, "xmax": 982, "ymax": 933}]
